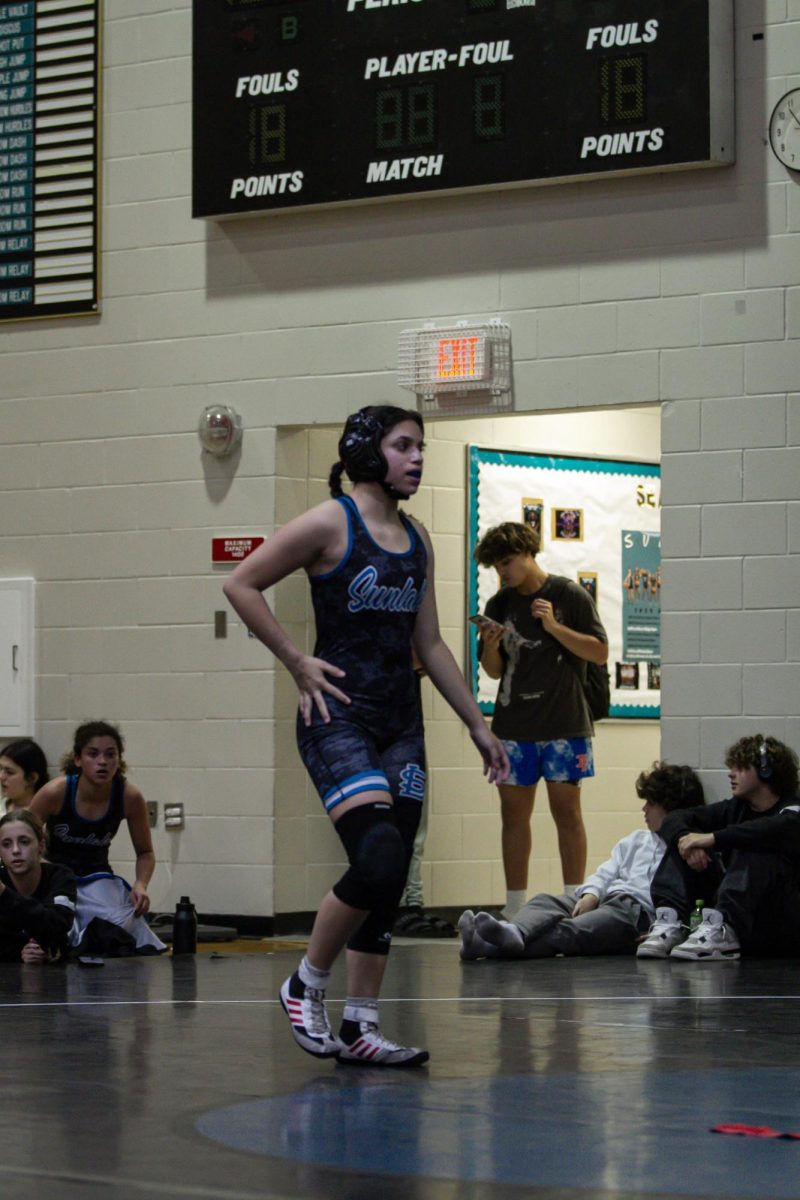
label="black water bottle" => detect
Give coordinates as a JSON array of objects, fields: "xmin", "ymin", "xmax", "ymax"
[{"xmin": 172, "ymin": 895, "xmax": 197, "ymax": 955}]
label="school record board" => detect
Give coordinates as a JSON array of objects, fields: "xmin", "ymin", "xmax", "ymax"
[
  {"xmin": 0, "ymin": 0, "xmax": 100, "ymax": 322},
  {"xmin": 192, "ymin": 0, "xmax": 734, "ymax": 219}
]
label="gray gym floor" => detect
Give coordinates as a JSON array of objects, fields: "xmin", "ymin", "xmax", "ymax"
[{"xmin": 2, "ymin": 940, "xmax": 798, "ymax": 1200}]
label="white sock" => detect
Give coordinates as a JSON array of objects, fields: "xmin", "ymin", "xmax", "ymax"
[
  {"xmin": 458, "ymin": 910, "xmax": 496, "ymax": 960},
  {"xmin": 563, "ymin": 884, "xmax": 579, "ymax": 900},
  {"xmin": 476, "ymin": 912, "xmax": 525, "ymax": 953},
  {"xmin": 343, "ymin": 997, "xmax": 378, "ymax": 1026},
  {"xmin": 503, "ymin": 890, "xmax": 527, "ymax": 919},
  {"xmin": 298, "ymin": 956, "xmax": 330, "ymax": 991}
]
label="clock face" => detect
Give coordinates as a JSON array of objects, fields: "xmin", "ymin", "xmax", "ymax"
[{"xmin": 769, "ymin": 88, "xmax": 800, "ymax": 171}]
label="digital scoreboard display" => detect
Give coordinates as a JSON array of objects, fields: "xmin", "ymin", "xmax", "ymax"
[{"xmin": 192, "ymin": 0, "xmax": 733, "ymax": 220}]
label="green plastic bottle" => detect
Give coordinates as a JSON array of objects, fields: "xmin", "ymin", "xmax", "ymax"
[{"xmin": 689, "ymin": 899, "xmax": 704, "ymax": 932}]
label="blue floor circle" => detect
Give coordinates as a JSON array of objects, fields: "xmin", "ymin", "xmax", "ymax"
[{"xmin": 197, "ymin": 1066, "xmax": 800, "ymax": 1194}]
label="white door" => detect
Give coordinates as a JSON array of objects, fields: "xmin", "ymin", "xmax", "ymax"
[{"xmin": 0, "ymin": 578, "xmax": 35, "ymax": 737}]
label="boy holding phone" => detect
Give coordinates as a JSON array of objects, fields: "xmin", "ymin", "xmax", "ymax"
[{"xmin": 474, "ymin": 522, "xmax": 607, "ymax": 918}]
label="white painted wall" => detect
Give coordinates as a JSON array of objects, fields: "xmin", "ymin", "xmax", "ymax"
[{"xmin": 0, "ymin": 0, "xmax": 797, "ymax": 918}]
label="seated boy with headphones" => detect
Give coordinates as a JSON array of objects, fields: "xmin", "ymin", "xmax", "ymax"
[{"xmin": 638, "ymin": 735, "xmax": 800, "ymax": 961}]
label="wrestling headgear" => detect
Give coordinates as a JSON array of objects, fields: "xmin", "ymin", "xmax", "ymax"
[{"xmin": 338, "ymin": 406, "xmax": 423, "ymax": 498}]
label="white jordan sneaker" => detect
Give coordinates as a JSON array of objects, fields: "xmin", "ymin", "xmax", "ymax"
[
  {"xmin": 670, "ymin": 908, "xmax": 741, "ymax": 961},
  {"xmin": 637, "ymin": 907, "xmax": 684, "ymax": 959}
]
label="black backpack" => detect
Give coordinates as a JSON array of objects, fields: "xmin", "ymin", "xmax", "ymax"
[
  {"xmin": 582, "ymin": 660, "xmax": 610, "ymax": 721},
  {"xmin": 547, "ymin": 575, "xmax": 610, "ymax": 721}
]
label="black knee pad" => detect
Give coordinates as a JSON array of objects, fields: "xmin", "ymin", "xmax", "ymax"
[
  {"xmin": 333, "ymin": 803, "xmax": 407, "ymax": 911},
  {"xmin": 394, "ymin": 795, "xmax": 423, "ymax": 859},
  {"xmin": 348, "ymin": 909, "xmax": 394, "ymax": 956},
  {"xmin": 359, "ymin": 818, "xmax": 407, "ymax": 894}
]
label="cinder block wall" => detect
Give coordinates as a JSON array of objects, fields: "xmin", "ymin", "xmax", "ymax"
[
  {"xmin": 0, "ymin": 1, "xmax": 797, "ymax": 919},
  {"xmin": 661, "ymin": 395, "xmax": 800, "ymax": 795}
]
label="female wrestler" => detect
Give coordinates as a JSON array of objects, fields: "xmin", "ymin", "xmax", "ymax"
[
  {"xmin": 224, "ymin": 405, "xmax": 508, "ymax": 1067},
  {"xmin": 30, "ymin": 721, "xmax": 165, "ymax": 955},
  {"xmin": 0, "ymin": 738, "xmax": 50, "ymax": 811},
  {"xmin": 0, "ymin": 808, "xmax": 76, "ymax": 963}
]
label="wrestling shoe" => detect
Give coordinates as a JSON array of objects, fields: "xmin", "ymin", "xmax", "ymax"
[
  {"xmin": 336, "ymin": 1020, "xmax": 429, "ymax": 1068},
  {"xmin": 636, "ymin": 907, "xmax": 684, "ymax": 959},
  {"xmin": 670, "ymin": 908, "xmax": 741, "ymax": 961},
  {"xmin": 279, "ymin": 973, "xmax": 341, "ymax": 1058}
]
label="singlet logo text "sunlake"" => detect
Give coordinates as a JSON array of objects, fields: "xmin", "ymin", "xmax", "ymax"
[{"xmin": 347, "ymin": 566, "xmax": 426, "ymax": 614}]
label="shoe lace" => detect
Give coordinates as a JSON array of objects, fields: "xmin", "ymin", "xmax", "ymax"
[
  {"xmin": 360, "ymin": 1022, "xmax": 402, "ymax": 1052},
  {"xmin": 304, "ymin": 987, "xmax": 331, "ymax": 1036}
]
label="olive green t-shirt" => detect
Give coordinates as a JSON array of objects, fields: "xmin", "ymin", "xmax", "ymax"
[{"xmin": 482, "ymin": 575, "xmax": 606, "ymax": 742}]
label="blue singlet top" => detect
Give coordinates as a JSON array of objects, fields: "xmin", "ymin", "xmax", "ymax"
[{"xmin": 307, "ymin": 495, "xmax": 428, "ymax": 709}]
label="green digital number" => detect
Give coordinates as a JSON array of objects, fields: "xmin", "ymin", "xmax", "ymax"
[
  {"xmin": 248, "ymin": 104, "xmax": 286, "ymax": 164},
  {"xmin": 599, "ymin": 55, "xmax": 646, "ymax": 125},
  {"xmin": 474, "ymin": 74, "xmax": 504, "ymax": 138},
  {"xmin": 375, "ymin": 85, "xmax": 436, "ymax": 150}
]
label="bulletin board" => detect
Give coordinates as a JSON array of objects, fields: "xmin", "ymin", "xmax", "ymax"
[{"xmin": 468, "ymin": 446, "xmax": 661, "ymax": 720}]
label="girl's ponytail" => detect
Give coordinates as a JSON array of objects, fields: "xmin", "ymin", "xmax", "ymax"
[{"xmin": 328, "ymin": 460, "xmax": 346, "ymax": 497}]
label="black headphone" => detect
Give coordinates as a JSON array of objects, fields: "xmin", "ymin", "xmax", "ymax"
[
  {"xmin": 757, "ymin": 737, "xmax": 773, "ymax": 781},
  {"xmin": 338, "ymin": 408, "xmax": 387, "ymax": 485}
]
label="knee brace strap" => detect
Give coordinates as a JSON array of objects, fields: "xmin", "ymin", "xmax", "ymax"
[{"xmin": 333, "ymin": 802, "xmax": 407, "ymax": 912}]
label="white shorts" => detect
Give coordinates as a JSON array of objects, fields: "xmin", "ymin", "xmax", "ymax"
[{"xmin": 71, "ymin": 873, "xmax": 166, "ymax": 954}]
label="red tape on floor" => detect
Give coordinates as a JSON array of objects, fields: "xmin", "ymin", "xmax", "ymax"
[{"xmin": 712, "ymin": 1124, "xmax": 800, "ymax": 1140}]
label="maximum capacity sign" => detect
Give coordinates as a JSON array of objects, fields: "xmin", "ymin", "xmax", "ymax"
[{"xmin": 192, "ymin": 0, "xmax": 734, "ymax": 219}]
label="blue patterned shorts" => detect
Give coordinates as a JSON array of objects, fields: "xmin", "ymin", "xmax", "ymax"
[
  {"xmin": 501, "ymin": 737, "xmax": 594, "ymax": 787},
  {"xmin": 297, "ymin": 695, "xmax": 426, "ymax": 815}
]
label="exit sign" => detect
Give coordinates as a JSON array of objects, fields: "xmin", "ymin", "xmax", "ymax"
[
  {"xmin": 398, "ymin": 320, "xmax": 512, "ymax": 403},
  {"xmin": 436, "ymin": 335, "xmax": 489, "ymax": 383}
]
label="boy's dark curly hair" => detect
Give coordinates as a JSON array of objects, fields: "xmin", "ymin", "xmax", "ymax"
[
  {"xmin": 635, "ymin": 762, "xmax": 704, "ymax": 813},
  {"xmin": 473, "ymin": 521, "xmax": 541, "ymax": 567},
  {"xmin": 725, "ymin": 735, "xmax": 799, "ymax": 799}
]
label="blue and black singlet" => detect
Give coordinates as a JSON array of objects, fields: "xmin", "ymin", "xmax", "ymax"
[
  {"xmin": 307, "ymin": 494, "xmax": 428, "ymax": 711},
  {"xmin": 46, "ymin": 773, "xmax": 125, "ymax": 877}
]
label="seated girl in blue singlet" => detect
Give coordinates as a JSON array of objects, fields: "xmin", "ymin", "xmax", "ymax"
[
  {"xmin": 224, "ymin": 405, "xmax": 509, "ymax": 1068},
  {"xmin": 31, "ymin": 721, "xmax": 165, "ymax": 956}
]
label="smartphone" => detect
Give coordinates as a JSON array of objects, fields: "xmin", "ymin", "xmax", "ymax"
[{"xmin": 469, "ymin": 614, "xmax": 505, "ymax": 634}]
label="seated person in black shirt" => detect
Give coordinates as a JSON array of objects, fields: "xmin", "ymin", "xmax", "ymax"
[
  {"xmin": 640, "ymin": 734, "xmax": 800, "ymax": 961},
  {"xmin": 0, "ymin": 808, "xmax": 76, "ymax": 963}
]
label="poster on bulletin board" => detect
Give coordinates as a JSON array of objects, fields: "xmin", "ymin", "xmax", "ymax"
[{"xmin": 468, "ymin": 446, "xmax": 661, "ymax": 720}]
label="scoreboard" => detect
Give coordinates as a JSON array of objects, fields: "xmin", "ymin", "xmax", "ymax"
[{"xmin": 192, "ymin": 0, "xmax": 734, "ymax": 219}]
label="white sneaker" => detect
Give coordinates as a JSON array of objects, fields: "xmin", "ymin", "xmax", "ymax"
[
  {"xmin": 280, "ymin": 974, "xmax": 341, "ymax": 1058},
  {"xmin": 636, "ymin": 907, "xmax": 684, "ymax": 959},
  {"xmin": 337, "ymin": 1022, "xmax": 429, "ymax": 1067},
  {"xmin": 670, "ymin": 908, "xmax": 741, "ymax": 961}
]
